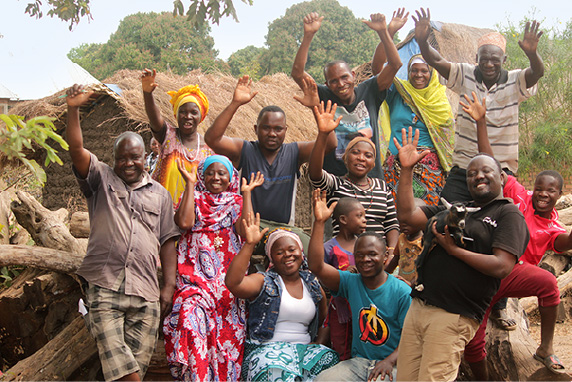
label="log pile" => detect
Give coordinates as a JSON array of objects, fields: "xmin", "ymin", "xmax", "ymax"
[{"xmin": 0, "ymin": 190, "xmax": 571, "ymax": 381}]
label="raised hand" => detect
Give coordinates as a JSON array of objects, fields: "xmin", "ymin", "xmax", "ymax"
[
  {"xmin": 65, "ymin": 84, "xmax": 94, "ymax": 108},
  {"xmin": 141, "ymin": 68, "xmax": 158, "ymax": 93},
  {"xmin": 394, "ymin": 126, "xmax": 430, "ymax": 168},
  {"xmin": 413, "ymin": 8, "xmax": 431, "ymax": 43},
  {"xmin": 303, "ymin": 12, "xmax": 324, "ymax": 36},
  {"xmin": 388, "ymin": 8, "xmax": 409, "ymax": 36},
  {"xmin": 242, "ymin": 211, "xmax": 269, "ymax": 245},
  {"xmin": 460, "ymin": 91, "xmax": 487, "ymax": 122},
  {"xmin": 518, "ymin": 20, "xmax": 543, "ymax": 56},
  {"xmin": 233, "ymin": 75, "xmax": 258, "ymax": 105},
  {"xmin": 241, "ymin": 171, "xmax": 265, "ymax": 193},
  {"xmin": 312, "ymin": 100, "xmax": 342, "ymax": 135},
  {"xmin": 363, "ymin": 13, "xmax": 387, "ymax": 33},
  {"xmin": 293, "ymin": 75, "xmax": 319, "ymax": 108},
  {"xmin": 176, "ymin": 158, "xmax": 197, "ymax": 185},
  {"xmin": 312, "ymin": 188, "xmax": 336, "ymax": 223}
]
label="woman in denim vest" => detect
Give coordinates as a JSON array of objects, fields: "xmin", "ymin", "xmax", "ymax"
[{"xmin": 226, "ymin": 213, "xmax": 339, "ymax": 381}]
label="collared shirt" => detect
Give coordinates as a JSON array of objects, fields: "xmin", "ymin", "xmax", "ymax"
[
  {"xmin": 446, "ymin": 63, "xmax": 537, "ymax": 173},
  {"xmin": 75, "ymin": 153, "xmax": 180, "ymax": 301}
]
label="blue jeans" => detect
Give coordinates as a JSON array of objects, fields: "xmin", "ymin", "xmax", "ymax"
[{"xmin": 315, "ymin": 356, "xmax": 396, "ymax": 381}]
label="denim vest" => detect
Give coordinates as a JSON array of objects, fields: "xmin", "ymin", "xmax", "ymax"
[{"xmin": 247, "ymin": 269, "xmax": 323, "ymax": 342}]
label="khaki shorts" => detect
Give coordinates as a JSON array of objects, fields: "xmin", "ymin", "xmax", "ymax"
[{"xmin": 84, "ymin": 281, "xmax": 160, "ymax": 381}]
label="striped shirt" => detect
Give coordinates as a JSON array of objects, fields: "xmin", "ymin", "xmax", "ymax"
[
  {"xmin": 311, "ymin": 170, "xmax": 399, "ymax": 237},
  {"xmin": 446, "ymin": 63, "xmax": 537, "ymax": 173}
]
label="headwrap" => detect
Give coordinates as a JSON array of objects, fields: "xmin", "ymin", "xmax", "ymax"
[
  {"xmin": 378, "ymin": 54, "xmax": 455, "ymax": 171},
  {"xmin": 342, "ymin": 137, "xmax": 376, "ymax": 165},
  {"xmin": 408, "ymin": 56, "xmax": 428, "ymax": 69},
  {"xmin": 203, "ymin": 155, "xmax": 234, "ymax": 181},
  {"xmin": 265, "ymin": 229, "xmax": 304, "ymax": 260},
  {"xmin": 167, "ymin": 84, "xmax": 209, "ymax": 122},
  {"xmin": 178, "ymin": 157, "xmax": 242, "ymax": 233},
  {"xmin": 477, "ymin": 32, "xmax": 506, "ymax": 53}
]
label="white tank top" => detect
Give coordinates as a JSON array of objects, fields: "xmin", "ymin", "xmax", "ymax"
[{"xmin": 269, "ymin": 275, "xmax": 316, "ymax": 344}]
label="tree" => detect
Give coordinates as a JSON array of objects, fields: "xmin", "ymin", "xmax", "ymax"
[
  {"xmin": 258, "ymin": 0, "xmax": 379, "ymax": 81},
  {"xmin": 227, "ymin": 45, "xmax": 265, "ymax": 80},
  {"xmin": 68, "ymin": 12, "xmax": 226, "ymax": 80},
  {"xmin": 24, "ymin": 0, "xmax": 253, "ymax": 30}
]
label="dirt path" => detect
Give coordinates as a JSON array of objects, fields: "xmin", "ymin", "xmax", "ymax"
[{"xmin": 529, "ymin": 321, "xmax": 572, "ymax": 372}]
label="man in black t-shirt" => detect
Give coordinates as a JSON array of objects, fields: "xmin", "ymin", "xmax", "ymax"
[{"xmin": 393, "ymin": 128, "xmax": 529, "ymax": 381}]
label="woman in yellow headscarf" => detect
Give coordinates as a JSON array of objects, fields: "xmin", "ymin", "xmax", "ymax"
[
  {"xmin": 141, "ymin": 68, "xmax": 214, "ymax": 205},
  {"xmin": 377, "ymin": 54, "xmax": 454, "ymax": 206}
]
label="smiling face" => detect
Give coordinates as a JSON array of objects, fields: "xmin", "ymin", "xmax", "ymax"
[
  {"xmin": 255, "ymin": 111, "xmax": 287, "ymax": 152},
  {"xmin": 409, "ymin": 63, "xmax": 431, "ymax": 89},
  {"xmin": 345, "ymin": 141, "xmax": 376, "ymax": 178},
  {"xmin": 324, "ymin": 62, "xmax": 356, "ymax": 105},
  {"xmin": 532, "ymin": 175, "xmax": 562, "ymax": 218},
  {"xmin": 270, "ymin": 236, "xmax": 304, "ymax": 277},
  {"xmin": 177, "ymin": 102, "xmax": 202, "ymax": 136},
  {"xmin": 204, "ymin": 162, "xmax": 230, "ymax": 194},
  {"xmin": 114, "ymin": 136, "xmax": 146, "ymax": 185},
  {"xmin": 354, "ymin": 235, "xmax": 386, "ymax": 278},
  {"xmin": 476, "ymin": 45, "xmax": 506, "ymax": 88},
  {"xmin": 466, "ymin": 155, "xmax": 506, "ymax": 205}
]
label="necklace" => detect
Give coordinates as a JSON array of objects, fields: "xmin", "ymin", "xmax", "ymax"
[
  {"xmin": 346, "ymin": 176, "xmax": 374, "ymax": 211},
  {"xmin": 179, "ymin": 132, "xmax": 200, "ymax": 162}
]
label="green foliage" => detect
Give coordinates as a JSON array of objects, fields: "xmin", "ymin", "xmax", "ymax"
[
  {"xmin": 228, "ymin": 45, "xmax": 265, "ymax": 80},
  {"xmin": 497, "ymin": 14, "xmax": 572, "ymax": 177},
  {"xmin": 257, "ymin": 0, "xmax": 378, "ymax": 80},
  {"xmin": 0, "ymin": 266, "xmax": 24, "ymax": 289},
  {"xmin": 24, "ymin": 0, "xmax": 252, "ymax": 30},
  {"xmin": 68, "ymin": 12, "xmax": 227, "ymax": 80},
  {"xmin": 173, "ymin": 0, "xmax": 253, "ymax": 27},
  {"xmin": 25, "ymin": 0, "xmax": 92, "ymax": 30},
  {"xmin": 0, "ymin": 114, "xmax": 69, "ymax": 185}
]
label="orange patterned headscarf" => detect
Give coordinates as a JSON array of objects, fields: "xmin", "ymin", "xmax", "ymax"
[
  {"xmin": 477, "ymin": 32, "xmax": 506, "ymax": 53},
  {"xmin": 167, "ymin": 85, "xmax": 209, "ymax": 122}
]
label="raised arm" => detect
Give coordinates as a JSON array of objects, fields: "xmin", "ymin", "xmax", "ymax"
[
  {"xmin": 460, "ymin": 92, "xmax": 492, "ymax": 155},
  {"xmin": 413, "ymin": 8, "xmax": 451, "ymax": 80},
  {"xmin": 204, "ymin": 75, "xmax": 255, "ymax": 166},
  {"xmin": 141, "ymin": 68, "xmax": 167, "ymax": 144},
  {"xmin": 308, "ymin": 101, "xmax": 341, "ymax": 181},
  {"xmin": 236, "ymin": 171, "xmax": 264, "ymax": 238},
  {"xmin": 371, "ymin": 8, "xmax": 409, "ymax": 76},
  {"xmin": 363, "ymin": 13, "xmax": 402, "ymax": 90},
  {"xmin": 394, "ymin": 127, "xmax": 430, "ymax": 232},
  {"xmin": 308, "ymin": 189, "xmax": 341, "ymax": 292},
  {"xmin": 66, "ymin": 84, "xmax": 95, "ymax": 179},
  {"xmin": 519, "ymin": 20, "xmax": 545, "ymax": 88},
  {"xmin": 291, "ymin": 12, "xmax": 323, "ymax": 88},
  {"xmin": 173, "ymin": 159, "xmax": 197, "ymax": 230},
  {"xmin": 225, "ymin": 212, "xmax": 267, "ymax": 299}
]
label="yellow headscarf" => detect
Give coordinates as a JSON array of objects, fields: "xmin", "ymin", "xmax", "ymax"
[
  {"xmin": 167, "ymin": 85, "xmax": 209, "ymax": 122},
  {"xmin": 378, "ymin": 55, "xmax": 455, "ymax": 171}
]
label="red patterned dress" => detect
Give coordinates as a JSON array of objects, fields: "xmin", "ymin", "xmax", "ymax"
[{"xmin": 164, "ymin": 160, "xmax": 246, "ymax": 381}]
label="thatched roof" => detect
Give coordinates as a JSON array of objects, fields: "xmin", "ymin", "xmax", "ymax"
[{"xmin": 9, "ymin": 70, "xmax": 318, "ymax": 144}]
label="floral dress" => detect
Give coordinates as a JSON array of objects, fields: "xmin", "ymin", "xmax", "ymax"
[{"xmin": 164, "ymin": 160, "xmax": 246, "ymax": 381}]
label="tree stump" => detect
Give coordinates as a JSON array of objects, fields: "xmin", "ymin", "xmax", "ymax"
[{"xmin": 70, "ymin": 211, "xmax": 90, "ymax": 238}]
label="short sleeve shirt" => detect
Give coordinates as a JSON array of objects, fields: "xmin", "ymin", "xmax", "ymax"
[
  {"xmin": 335, "ymin": 271, "xmax": 411, "ymax": 360},
  {"xmin": 446, "ymin": 63, "xmax": 537, "ymax": 173},
  {"xmin": 75, "ymin": 153, "xmax": 180, "ymax": 301},
  {"xmin": 318, "ymin": 76, "xmax": 387, "ymax": 178},
  {"xmin": 503, "ymin": 175, "xmax": 567, "ymax": 265},
  {"xmin": 414, "ymin": 199, "xmax": 529, "ymax": 322}
]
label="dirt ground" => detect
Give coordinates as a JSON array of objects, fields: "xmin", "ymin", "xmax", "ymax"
[{"xmin": 529, "ymin": 320, "xmax": 572, "ymax": 371}]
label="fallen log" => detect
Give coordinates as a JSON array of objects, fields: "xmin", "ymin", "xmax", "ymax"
[
  {"xmin": 11, "ymin": 191, "xmax": 83, "ymax": 254},
  {"xmin": 0, "ymin": 315, "xmax": 97, "ymax": 381},
  {"xmin": 70, "ymin": 211, "xmax": 90, "ymax": 238},
  {"xmin": 0, "ymin": 244, "xmax": 83, "ymax": 273}
]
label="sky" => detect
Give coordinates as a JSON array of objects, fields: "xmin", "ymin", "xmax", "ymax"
[{"xmin": 1, "ymin": 0, "xmax": 570, "ymax": 100}]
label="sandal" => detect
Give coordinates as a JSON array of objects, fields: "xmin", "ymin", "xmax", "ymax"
[
  {"xmin": 490, "ymin": 309, "xmax": 517, "ymax": 331},
  {"xmin": 533, "ymin": 353, "xmax": 566, "ymax": 374}
]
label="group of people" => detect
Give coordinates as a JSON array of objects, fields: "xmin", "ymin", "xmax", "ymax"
[{"xmin": 63, "ymin": 6, "xmax": 571, "ymax": 382}]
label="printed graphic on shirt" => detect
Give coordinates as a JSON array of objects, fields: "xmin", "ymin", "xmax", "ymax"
[
  {"xmin": 358, "ymin": 304, "xmax": 389, "ymax": 346},
  {"xmin": 334, "ymin": 101, "xmax": 373, "ymax": 160}
]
